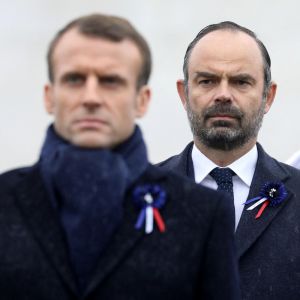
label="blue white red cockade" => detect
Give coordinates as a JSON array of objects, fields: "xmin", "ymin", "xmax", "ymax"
[
  {"xmin": 244, "ymin": 182, "xmax": 288, "ymax": 219},
  {"xmin": 133, "ymin": 184, "xmax": 166, "ymax": 234}
]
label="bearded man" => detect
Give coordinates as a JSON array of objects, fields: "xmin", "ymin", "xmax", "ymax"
[{"xmin": 159, "ymin": 21, "xmax": 300, "ymax": 300}]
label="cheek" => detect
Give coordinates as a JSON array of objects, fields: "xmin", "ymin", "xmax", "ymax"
[
  {"xmin": 189, "ymin": 89, "xmax": 211, "ymax": 106},
  {"xmin": 241, "ymin": 100, "xmax": 263, "ymax": 122},
  {"xmin": 248, "ymin": 96, "xmax": 264, "ymax": 112},
  {"xmin": 119, "ymin": 104, "xmax": 136, "ymax": 122},
  {"xmin": 188, "ymin": 97, "xmax": 206, "ymax": 113},
  {"xmin": 52, "ymin": 99, "xmax": 75, "ymax": 127},
  {"xmin": 53, "ymin": 93, "xmax": 77, "ymax": 114},
  {"xmin": 115, "ymin": 100, "xmax": 138, "ymax": 126},
  {"xmin": 53, "ymin": 101, "xmax": 67, "ymax": 117}
]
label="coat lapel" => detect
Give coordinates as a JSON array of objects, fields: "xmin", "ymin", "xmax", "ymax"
[
  {"xmin": 235, "ymin": 144, "xmax": 293, "ymax": 258},
  {"xmin": 13, "ymin": 165, "xmax": 78, "ymax": 295},
  {"xmin": 85, "ymin": 165, "xmax": 167, "ymax": 297},
  {"xmin": 160, "ymin": 142, "xmax": 194, "ymax": 179}
]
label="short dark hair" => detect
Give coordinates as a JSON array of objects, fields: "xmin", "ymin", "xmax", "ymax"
[
  {"xmin": 183, "ymin": 21, "xmax": 271, "ymax": 97},
  {"xmin": 47, "ymin": 13, "xmax": 152, "ymax": 89}
]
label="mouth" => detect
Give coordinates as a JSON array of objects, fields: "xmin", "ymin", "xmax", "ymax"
[
  {"xmin": 204, "ymin": 104, "xmax": 243, "ymax": 122},
  {"xmin": 208, "ymin": 114, "xmax": 238, "ymax": 121},
  {"xmin": 205, "ymin": 114, "xmax": 241, "ymax": 129},
  {"xmin": 73, "ymin": 118, "xmax": 107, "ymax": 129}
]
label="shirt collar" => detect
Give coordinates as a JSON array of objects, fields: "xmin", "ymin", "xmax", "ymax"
[{"xmin": 192, "ymin": 144, "xmax": 258, "ymax": 187}]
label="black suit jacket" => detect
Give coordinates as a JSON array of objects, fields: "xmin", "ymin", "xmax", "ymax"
[
  {"xmin": 0, "ymin": 163, "xmax": 239, "ymax": 299},
  {"xmin": 158, "ymin": 142, "xmax": 300, "ymax": 299}
]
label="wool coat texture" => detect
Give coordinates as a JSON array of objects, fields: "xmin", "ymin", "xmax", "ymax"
[
  {"xmin": 0, "ymin": 162, "xmax": 239, "ymax": 299},
  {"xmin": 158, "ymin": 142, "xmax": 300, "ymax": 300}
]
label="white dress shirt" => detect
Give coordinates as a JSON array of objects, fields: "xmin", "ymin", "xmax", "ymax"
[{"xmin": 192, "ymin": 144, "xmax": 258, "ymax": 229}]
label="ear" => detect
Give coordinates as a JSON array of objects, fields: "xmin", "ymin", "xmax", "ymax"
[
  {"xmin": 177, "ymin": 79, "xmax": 188, "ymax": 110},
  {"xmin": 264, "ymin": 82, "xmax": 277, "ymax": 114},
  {"xmin": 44, "ymin": 84, "xmax": 55, "ymax": 114},
  {"xmin": 135, "ymin": 85, "xmax": 151, "ymax": 118}
]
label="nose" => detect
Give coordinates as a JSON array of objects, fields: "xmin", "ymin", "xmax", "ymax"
[
  {"xmin": 81, "ymin": 76, "xmax": 103, "ymax": 109},
  {"xmin": 214, "ymin": 81, "xmax": 233, "ymax": 103}
]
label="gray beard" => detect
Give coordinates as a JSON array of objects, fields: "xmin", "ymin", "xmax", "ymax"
[{"xmin": 186, "ymin": 101, "xmax": 265, "ymax": 151}]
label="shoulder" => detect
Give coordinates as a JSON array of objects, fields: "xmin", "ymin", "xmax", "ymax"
[
  {"xmin": 0, "ymin": 165, "xmax": 36, "ymax": 194},
  {"xmin": 258, "ymin": 143, "xmax": 300, "ymax": 179},
  {"xmin": 280, "ymin": 161, "xmax": 300, "ymax": 177},
  {"xmin": 157, "ymin": 154, "xmax": 182, "ymax": 169},
  {"xmin": 277, "ymin": 161, "xmax": 300, "ymax": 187},
  {"xmin": 256, "ymin": 144, "xmax": 300, "ymax": 190},
  {"xmin": 156, "ymin": 142, "xmax": 193, "ymax": 171}
]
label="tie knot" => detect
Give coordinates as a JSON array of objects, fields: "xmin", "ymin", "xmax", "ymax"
[{"xmin": 209, "ymin": 167, "xmax": 235, "ymax": 186}]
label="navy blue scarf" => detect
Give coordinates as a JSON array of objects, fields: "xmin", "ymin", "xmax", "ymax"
[{"xmin": 39, "ymin": 125, "xmax": 148, "ymax": 293}]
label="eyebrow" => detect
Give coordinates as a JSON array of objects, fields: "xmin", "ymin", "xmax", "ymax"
[
  {"xmin": 193, "ymin": 71, "xmax": 256, "ymax": 83},
  {"xmin": 59, "ymin": 71, "xmax": 127, "ymax": 83},
  {"xmin": 59, "ymin": 71, "xmax": 85, "ymax": 80},
  {"xmin": 193, "ymin": 72, "xmax": 219, "ymax": 80}
]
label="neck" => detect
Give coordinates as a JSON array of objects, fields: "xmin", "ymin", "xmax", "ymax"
[{"xmin": 194, "ymin": 138, "xmax": 257, "ymax": 167}]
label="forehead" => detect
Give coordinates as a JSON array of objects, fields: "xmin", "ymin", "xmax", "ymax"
[
  {"xmin": 189, "ymin": 30, "xmax": 264, "ymax": 77},
  {"xmin": 51, "ymin": 28, "xmax": 142, "ymax": 78}
]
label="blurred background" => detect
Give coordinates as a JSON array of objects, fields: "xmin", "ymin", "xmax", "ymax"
[{"xmin": 1, "ymin": 0, "xmax": 299, "ymax": 172}]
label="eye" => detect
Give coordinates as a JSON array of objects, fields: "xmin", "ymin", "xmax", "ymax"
[
  {"xmin": 234, "ymin": 79, "xmax": 251, "ymax": 89},
  {"xmin": 231, "ymin": 76, "xmax": 254, "ymax": 88},
  {"xmin": 99, "ymin": 76, "xmax": 125, "ymax": 87},
  {"xmin": 63, "ymin": 73, "xmax": 85, "ymax": 85},
  {"xmin": 100, "ymin": 76, "xmax": 118, "ymax": 85},
  {"xmin": 198, "ymin": 79, "xmax": 215, "ymax": 86},
  {"xmin": 237, "ymin": 80, "xmax": 249, "ymax": 85}
]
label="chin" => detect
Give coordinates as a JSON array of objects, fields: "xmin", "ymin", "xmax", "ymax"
[{"xmin": 71, "ymin": 133, "xmax": 112, "ymax": 149}]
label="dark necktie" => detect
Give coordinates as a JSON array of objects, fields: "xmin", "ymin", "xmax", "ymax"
[
  {"xmin": 210, "ymin": 167, "xmax": 236, "ymax": 229},
  {"xmin": 209, "ymin": 167, "xmax": 235, "ymax": 201}
]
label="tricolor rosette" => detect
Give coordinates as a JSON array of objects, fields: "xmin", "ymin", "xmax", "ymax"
[
  {"xmin": 133, "ymin": 184, "xmax": 166, "ymax": 234},
  {"xmin": 244, "ymin": 182, "xmax": 288, "ymax": 219}
]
